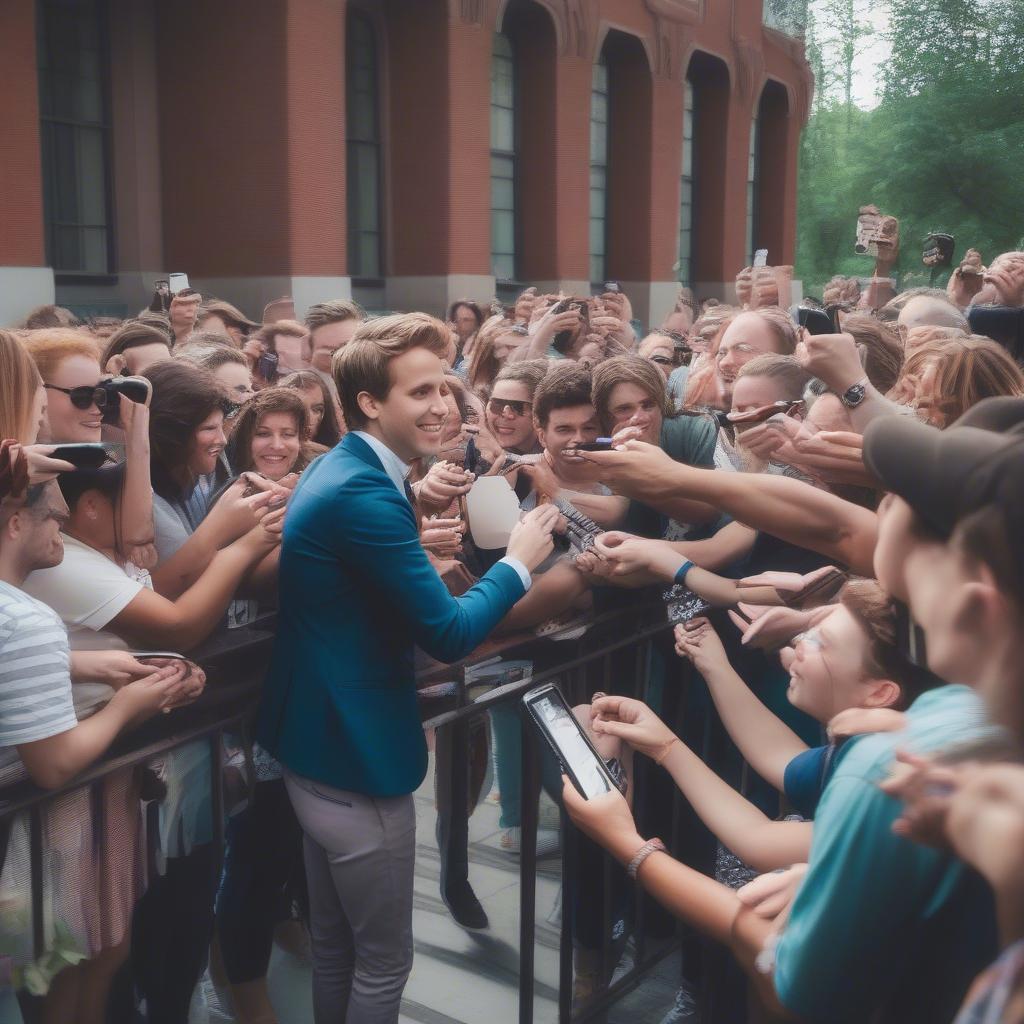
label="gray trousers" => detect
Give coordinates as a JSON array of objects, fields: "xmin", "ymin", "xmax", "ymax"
[{"xmin": 284, "ymin": 770, "xmax": 416, "ymax": 1024}]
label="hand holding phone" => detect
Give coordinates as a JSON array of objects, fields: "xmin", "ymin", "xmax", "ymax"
[{"xmin": 524, "ymin": 684, "xmax": 618, "ymax": 799}]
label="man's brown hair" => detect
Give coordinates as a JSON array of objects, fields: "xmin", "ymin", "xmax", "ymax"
[
  {"xmin": 840, "ymin": 578, "xmax": 936, "ymax": 709},
  {"xmin": 492, "ymin": 358, "xmax": 549, "ymax": 399},
  {"xmin": 591, "ymin": 356, "xmax": 672, "ymax": 434},
  {"xmin": 736, "ymin": 354, "xmax": 812, "ymax": 401},
  {"xmin": 305, "ymin": 300, "xmax": 364, "ymax": 335},
  {"xmin": 533, "ymin": 364, "xmax": 594, "ymax": 429},
  {"xmin": 333, "ymin": 313, "xmax": 449, "ymax": 430}
]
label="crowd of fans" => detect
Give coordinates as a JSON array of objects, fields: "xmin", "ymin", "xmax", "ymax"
[{"xmin": 1, "ymin": 237, "xmax": 1024, "ymax": 1024}]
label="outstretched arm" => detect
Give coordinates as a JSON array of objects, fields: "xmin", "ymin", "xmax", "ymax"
[
  {"xmin": 578, "ymin": 442, "xmax": 876, "ymax": 575},
  {"xmin": 675, "ymin": 620, "xmax": 807, "ymax": 792}
]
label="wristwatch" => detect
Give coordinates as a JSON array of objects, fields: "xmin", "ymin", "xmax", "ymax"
[{"xmin": 839, "ymin": 377, "xmax": 869, "ymax": 408}]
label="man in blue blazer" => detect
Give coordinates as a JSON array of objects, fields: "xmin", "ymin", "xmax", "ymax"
[{"xmin": 259, "ymin": 312, "xmax": 557, "ymax": 1023}]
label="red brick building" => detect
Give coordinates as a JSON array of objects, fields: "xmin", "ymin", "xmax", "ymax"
[{"xmin": 0, "ymin": 0, "xmax": 811, "ymax": 327}]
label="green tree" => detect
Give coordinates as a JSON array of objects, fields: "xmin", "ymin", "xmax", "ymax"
[{"xmin": 796, "ymin": 0, "xmax": 1024, "ymax": 297}]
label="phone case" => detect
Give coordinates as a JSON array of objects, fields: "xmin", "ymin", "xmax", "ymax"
[{"xmin": 522, "ymin": 684, "xmax": 617, "ymax": 799}]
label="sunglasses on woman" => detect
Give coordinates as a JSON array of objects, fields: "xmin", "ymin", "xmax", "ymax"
[
  {"xmin": 487, "ymin": 398, "xmax": 532, "ymax": 418},
  {"xmin": 44, "ymin": 382, "xmax": 107, "ymax": 410}
]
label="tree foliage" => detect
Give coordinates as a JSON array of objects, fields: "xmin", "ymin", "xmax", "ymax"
[{"xmin": 795, "ymin": 0, "xmax": 1024, "ymax": 297}]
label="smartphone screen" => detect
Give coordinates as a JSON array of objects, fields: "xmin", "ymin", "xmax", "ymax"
[
  {"xmin": 168, "ymin": 272, "xmax": 190, "ymax": 294},
  {"xmin": 753, "ymin": 249, "xmax": 768, "ymax": 268},
  {"xmin": 569, "ymin": 439, "xmax": 614, "ymax": 452},
  {"xmin": 525, "ymin": 686, "xmax": 614, "ymax": 800}
]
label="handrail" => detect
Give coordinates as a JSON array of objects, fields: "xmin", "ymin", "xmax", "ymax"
[{"xmin": 0, "ymin": 602, "xmax": 671, "ymax": 813}]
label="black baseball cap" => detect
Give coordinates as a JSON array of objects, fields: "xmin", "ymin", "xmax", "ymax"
[{"xmin": 863, "ymin": 397, "xmax": 1024, "ymax": 540}]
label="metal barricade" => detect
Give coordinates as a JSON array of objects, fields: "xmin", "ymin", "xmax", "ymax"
[{"xmin": 0, "ymin": 605, "xmax": 750, "ymax": 1023}]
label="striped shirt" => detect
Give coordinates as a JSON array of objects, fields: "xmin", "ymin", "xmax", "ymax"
[{"xmin": 0, "ymin": 581, "xmax": 76, "ymax": 756}]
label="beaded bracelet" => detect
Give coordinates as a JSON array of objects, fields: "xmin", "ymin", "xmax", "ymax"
[{"xmin": 627, "ymin": 837, "xmax": 667, "ymax": 880}]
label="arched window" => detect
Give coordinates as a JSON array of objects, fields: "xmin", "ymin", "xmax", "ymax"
[
  {"xmin": 490, "ymin": 32, "xmax": 516, "ymax": 282},
  {"xmin": 346, "ymin": 12, "xmax": 382, "ymax": 279},
  {"xmin": 589, "ymin": 55, "xmax": 609, "ymax": 285},
  {"xmin": 678, "ymin": 79, "xmax": 694, "ymax": 285},
  {"xmin": 37, "ymin": 0, "xmax": 113, "ymax": 275},
  {"xmin": 746, "ymin": 110, "xmax": 761, "ymax": 266}
]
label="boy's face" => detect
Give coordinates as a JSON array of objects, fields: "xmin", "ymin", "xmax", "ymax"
[
  {"xmin": 782, "ymin": 606, "xmax": 882, "ymax": 722},
  {"xmin": 536, "ymin": 404, "xmax": 599, "ymax": 478},
  {"xmin": 363, "ymin": 347, "xmax": 450, "ymax": 463}
]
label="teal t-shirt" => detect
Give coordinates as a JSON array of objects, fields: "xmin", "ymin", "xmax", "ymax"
[{"xmin": 773, "ymin": 685, "xmax": 1000, "ymax": 1023}]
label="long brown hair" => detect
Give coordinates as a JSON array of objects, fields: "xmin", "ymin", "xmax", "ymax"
[
  {"xmin": 230, "ymin": 387, "xmax": 319, "ymax": 476},
  {"xmin": 279, "ymin": 370, "xmax": 344, "ymax": 447},
  {"xmin": 465, "ymin": 315, "xmax": 513, "ymax": 392},
  {"xmin": 143, "ymin": 359, "xmax": 228, "ymax": 497},
  {"xmin": 0, "ymin": 330, "xmax": 43, "ymax": 442}
]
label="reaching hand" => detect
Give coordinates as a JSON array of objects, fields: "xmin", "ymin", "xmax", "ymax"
[
  {"xmin": 506, "ymin": 503, "xmax": 560, "ymax": 572},
  {"xmin": 420, "ymin": 517, "xmax": 465, "ymax": 559},
  {"xmin": 21, "ymin": 444, "xmax": 75, "ymax": 484},
  {"xmin": 590, "ymin": 695, "xmax": 676, "ymax": 760},
  {"xmin": 879, "ymin": 750, "xmax": 965, "ymax": 850},
  {"xmin": 416, "ymin": 461, "xmax": 474, "ymax": 515},
  {"xmin": 727, "ymin": 604, "xmax": 828, "ymax": 650},
  {"xmin": 138, "ymin": 656, "xmax": 206, "ymax": 709},
  {"xmin": 737, "ymin": 863, "xmax": 808, "ymax": 935},
  {"xmin": 794, "ymin": 332, "xmax": 865, "ymax": 393},
  {"xmin": 561, "ymin": 775, "xmax": 645, "ymax": 866},
  {"xmin": 673, "ymin": 617, "xmax": 729, "ymax": 674},
  {"xmin": 111, "ymin": 663, "xmax": 190, "ymax": 722},
  {"xmin": 827, "ymin": 707, "xmax": 907, "ymax": 743}
]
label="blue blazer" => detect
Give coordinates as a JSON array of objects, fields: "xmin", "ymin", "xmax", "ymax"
[{"xmin": 257, "ymin": 432, "xmax": 525, "ymax": 797}]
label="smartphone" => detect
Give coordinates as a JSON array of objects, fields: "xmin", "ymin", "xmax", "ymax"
[
  {"xmin": 753, "ymin": 249, "xmax": 769, "ymax": 268},
  {"xmin": 796, "ymin": 306, "xmax": 835, "ymax": 336},
  {"xmin": 922, "ymin": 233, "xmax": 955, "ymax": 268},
  {"xmin": 603, "ymin": 281, "xmax": 621, "ymax": 294},
  {"xmin": 781, "ymin": 568, "xmax": 848, "ymax": 610},
  {"xmin": 132, "ymin": 651, "xmax": 189, "ymax": 662},
  {"xmin": 522, "ymin": 683, "xmax": 617, "ymax": 800},
  {"xmin": 726, "ymin": 400, "xmax": 804, "ymax": 426},
  {"xmin": 257, "ymin": 349, "xmax": 279, "ymax": 380},
  {"xmin": 168, "ymin": 272, "xmax": 190, "ymax": 294},
  {"xmin": 51, "ymin": 442, "xmax": 110, "ymax": 470},
  {"xmin": 552, "ymin": 299, "xmax": 586, "ymax": 355},
  {"xmin": 569, "ymin": 438, "xmax": 614, "ymax": 452}
]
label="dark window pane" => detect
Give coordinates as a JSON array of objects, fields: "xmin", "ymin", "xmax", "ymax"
[
  {"xmin": 490, "ymin": 32, "xmax": 516, "ymax": 280},
  {"xmin": 346, "ymin": 13, "xmax": 382, "ymax": 277}
]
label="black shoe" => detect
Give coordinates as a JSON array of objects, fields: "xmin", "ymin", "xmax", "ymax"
[{"xmin": 442, "ymin": 882, "xmax": 489, "ymax": 930}]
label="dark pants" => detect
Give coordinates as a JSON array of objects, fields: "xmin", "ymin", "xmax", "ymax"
[
  {"xmin": 130, "ymin": 842, "xmax": 218, "ymax": 1024},
  {"xmin": 216, "ymin": 778, "xmax": 305, "ymax": 983}
]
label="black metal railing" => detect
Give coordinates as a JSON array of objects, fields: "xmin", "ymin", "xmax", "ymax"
[{"xmin": 0, "ymin": 603, "xmax": 749, "ymax": 1022}]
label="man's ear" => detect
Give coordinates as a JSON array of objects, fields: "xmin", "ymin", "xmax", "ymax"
[
  {"xmin": 356, "ymin": 390, "xmax": 381, "ymax": 422},
  {"xmin": 534, "ymin": 419, "xmax": 545, "ymax": 449},
  {"xmin": 952, "ymin": 578, "xmax": 1005, "ymax": 642},
  {"xmin": 862, "ymin": 678, "xmax": 901, "ymax": 709}
]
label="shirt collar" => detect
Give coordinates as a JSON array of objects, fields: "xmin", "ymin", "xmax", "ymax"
[{"xmin": 352, "ymin": 430, "xmax": 411, "ymax": 496}]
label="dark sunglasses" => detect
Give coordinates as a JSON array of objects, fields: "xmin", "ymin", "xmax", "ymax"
[
  {"xmin": 487, "ymin": 398, "xmax": 532, "ymax": 417},
  {"xmin": 44, "ymin": 382, "xmax": 107, "ymax": 410},
  {"xmin": 649, "ymin": 355, "xmax": 674, "ymax": 366}
]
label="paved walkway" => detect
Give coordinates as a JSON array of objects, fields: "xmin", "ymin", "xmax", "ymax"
[{"xmin": 199, "ymin": 750, "xmax": 680, "ymax": 1024}]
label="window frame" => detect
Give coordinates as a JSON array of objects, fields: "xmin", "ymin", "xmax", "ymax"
[
  {"xmin": 589, "ymin": 54, "xmax": 609, "ymax": 288},
  {"xmin": 345, "ymin": 9, "xmax": 384, "ymax": 284},
  {"xmin": 38, "ymin": 0, "xmax": 118, "ymax": 283},
  {"xmin": 678, "ymin": 77, "xmax": 694, "ymax": 286},
  {"xmin": 490, "ymin": 30, "xmax": 518, "ymax": 285}
]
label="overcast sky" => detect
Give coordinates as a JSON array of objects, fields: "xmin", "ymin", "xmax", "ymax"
[{"xmin": 809, "ymin": 0, "xmax": 892, "ymax": 108}]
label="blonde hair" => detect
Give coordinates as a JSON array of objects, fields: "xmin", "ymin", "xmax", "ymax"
[
  {"xmin": 736, "ymin": 354, "xmax": 811, "ymax": 400},
  {"xmin": 333, "ymin": 313, "xmax": 449, "ymax": 429},
  {"xmin": 22, "ymin": 328, "xmax": 102, "ymax": 382},
  {"xmin": 0, "ymin": 330, "xmax": 42, "ymax": 442},
  {"xmin": 465, "ymin": 315, "xmax": 514, "ymax": 392},
  {"xmin": 890, "ymin": 335, "xmax": 1024, "ymax": 426}
]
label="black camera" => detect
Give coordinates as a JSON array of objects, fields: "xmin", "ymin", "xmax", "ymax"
[
  {"xmin": 923, "ymin": 232, "xmax": 955, "ymax": 268},
  {"xmin": 100, "ymin": 376, "xmax": 153, "ymax": 425}
]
